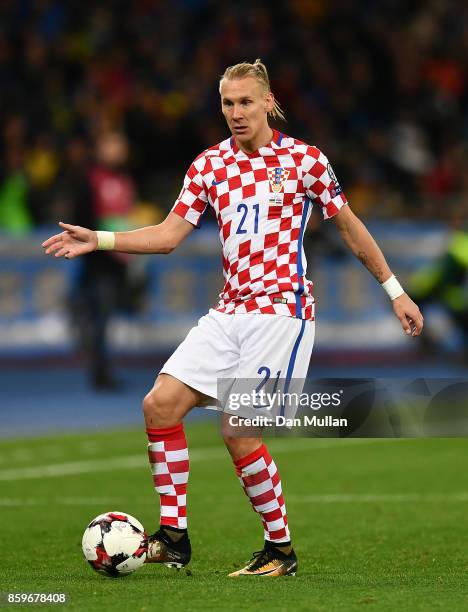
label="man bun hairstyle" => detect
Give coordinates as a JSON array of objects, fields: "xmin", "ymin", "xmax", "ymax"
[{"xmin": 220, "ymin": 58, "xmax": 286, "ymax": 122}]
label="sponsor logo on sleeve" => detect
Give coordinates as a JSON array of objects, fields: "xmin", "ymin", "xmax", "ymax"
[{"xmin": 327, "ymin": 163, "xmax": 343, "ymax": 197}]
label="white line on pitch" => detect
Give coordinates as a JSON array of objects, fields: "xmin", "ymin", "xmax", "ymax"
[
  {"xmin": 288, "ymin": 493, "xmax": 468, "ymax": 503},
  {"xmin": 1, "ymin": 492, "xmax": 468, "ymax": 507},
  {"xmin": 0, "ymin": 498, "xmax": 125, "ymax": 506},
  {"xmin": 0, "ymin": 438, "xmax": 389, "ymax": 481}
]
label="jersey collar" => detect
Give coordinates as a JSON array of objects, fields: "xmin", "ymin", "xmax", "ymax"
[{"xmin": 230, "ymin": 129, "xmax": 283, "ymax": 158}]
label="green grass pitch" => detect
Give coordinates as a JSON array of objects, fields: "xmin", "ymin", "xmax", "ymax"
[{"xmin": 1, "ymin": 422, "xmax": 467, "ymax": 611}]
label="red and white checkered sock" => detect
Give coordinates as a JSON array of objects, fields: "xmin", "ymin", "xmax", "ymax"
[
  {"xmin": 234, "ymin": 444, "xmax": 290, "ymax": 543},
  {"xmin": 146, "ymin": 423, "xmax": 189, "ymax": 529}
]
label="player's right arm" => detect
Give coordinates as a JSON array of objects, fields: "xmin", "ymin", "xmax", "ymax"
[
  {"xmin": 43, "ymin": 154, "xmax": 209, "ymax": 259},
  {"xmin": 42, "ymin": 212, "xmax": 194, "ymax": 259}
]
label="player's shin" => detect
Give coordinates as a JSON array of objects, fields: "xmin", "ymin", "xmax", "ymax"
[
  {"xmin": 146, "ymin": 423, "xmax": 189, "ymax": 531},
  {"xmin": 233, "ymin": 444, "xmax": 291, "ymax": 547},
  {"xmin": 145, "ymin": 423, "xmax": 192, "ymax": 567}
]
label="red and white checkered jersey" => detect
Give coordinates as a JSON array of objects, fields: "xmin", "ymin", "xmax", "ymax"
[{"xmin": 172, "ymin": 129, "xmax": 348, "ymax": 320}]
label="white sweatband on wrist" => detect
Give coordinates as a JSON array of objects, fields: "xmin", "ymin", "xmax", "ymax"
[
  {"xmin": 96, "ymin": 231, "xmax": 115, "ymax": 251},
  {"xmin": 381, "ymin": 274, "xmax": 404, "ymax": 300}
]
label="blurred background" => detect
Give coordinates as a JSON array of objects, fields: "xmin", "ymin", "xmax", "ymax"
[{"xmin": 1, "ymin": 0, "xmax": 467, "ymax": 437}]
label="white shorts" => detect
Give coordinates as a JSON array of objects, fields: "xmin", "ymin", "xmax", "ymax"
[{"xmin": 160, "ymin": 309, "xmax": 315, "ymax": 415}]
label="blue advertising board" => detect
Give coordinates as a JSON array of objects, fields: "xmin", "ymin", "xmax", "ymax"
[{"xmin": 0, "ymin": 222, "xmax": 450, "ymax": 356}]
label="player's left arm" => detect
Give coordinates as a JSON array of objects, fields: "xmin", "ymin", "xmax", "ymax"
[{"xmin": 332, "ymin": 205, "xmax": 424, "ymax": 336}]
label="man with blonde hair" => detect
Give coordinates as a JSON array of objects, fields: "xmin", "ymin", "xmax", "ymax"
[{"xmin": 43, "ymin": 59, "xmax": 423, "ymax": 576}]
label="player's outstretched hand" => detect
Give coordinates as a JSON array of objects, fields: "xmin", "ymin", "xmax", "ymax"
[
  {"xmin": 42, "ymin": 222, "xmax": 98, "ymax": 259},
  {"xmin": 392, "ymin": 293, "xmax": 424, "ymax": 337}
]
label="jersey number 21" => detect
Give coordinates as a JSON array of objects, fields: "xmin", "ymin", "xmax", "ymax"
[{"xmin": 236, "ymin": 203, "xmax": 259, "ymax": 234}]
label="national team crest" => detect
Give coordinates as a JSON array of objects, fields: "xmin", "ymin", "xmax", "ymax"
[{"xmin": 268, "ymin": 167, "xmax": 290, "ymax": 193}]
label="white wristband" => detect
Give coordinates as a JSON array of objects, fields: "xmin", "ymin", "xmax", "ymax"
[
  {"xmin": 381, "ymin": 274, "xmax": 404, "ymax": 300},
  {"xmin": 96, "ymin": 231, "xmax": 115, "ymax": 251}
]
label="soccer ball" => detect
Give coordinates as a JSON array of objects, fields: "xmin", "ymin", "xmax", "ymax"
[{"xmin": 82, "ymin": 511, "xmax": 147, "ymax": 577}]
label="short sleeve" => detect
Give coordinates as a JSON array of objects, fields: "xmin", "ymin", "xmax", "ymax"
[
  {"xmin": 302, "ymin": 147, "xmax": 348, "ymax": 220},
  {"xmin": 172, "ymin": 158, "xmax": 209, "ymax": 227}
]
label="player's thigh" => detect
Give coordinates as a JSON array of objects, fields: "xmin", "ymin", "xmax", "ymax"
[
  {"xmin": 228, "ymin": 315, "xmax": 315, "ymax": 422},
  {"xmin": 159, "ymin": 309, "xmax": 240, "ymax": 401},
  {"xmin": 237, "ymin": 314, "xmax": 315, "ymax": 382}
]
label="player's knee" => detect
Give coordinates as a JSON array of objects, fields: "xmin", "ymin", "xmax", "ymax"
[
  {"xmin": 222, "ymin": 434, "xmax": 235, "ymax": 450},
  {"xmin": 222, "ymin": 421, "xmax": 249, "ymax": 454},
  {"xmin": 142, "ymin": 387, "xmax": 177, "ymax": 426},
  {"xmin": 223, "ymin": 434, "xmax": 262, "ymax": 461},
  {"xmin": 221, "ymin": 419, "xmax": 236, "ymax": 447},
  {"xmin": 223, "ymin": 435, "xmax": 244, "ymax": 453}
]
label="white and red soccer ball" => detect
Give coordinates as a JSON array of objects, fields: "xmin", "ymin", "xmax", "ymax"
[{"xmin": 82, "ymin": 511, "xmax": 147, "ymax": 577}]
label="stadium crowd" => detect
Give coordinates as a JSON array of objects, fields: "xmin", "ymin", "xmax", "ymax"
[{"xmin": 0, "ymin": 0, "xmax": 467, "ymax": 232}]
